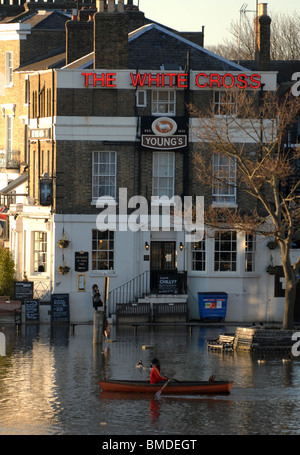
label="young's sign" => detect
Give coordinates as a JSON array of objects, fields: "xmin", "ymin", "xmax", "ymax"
[{"xmin": 141, "ymin": 117, "xmax": 188, "ymax": 150}]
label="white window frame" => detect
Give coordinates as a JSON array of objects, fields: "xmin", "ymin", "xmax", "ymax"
[
  {"xmin": 24, "ymin": 75, "xmax": 29, "ymax": 106},
  {"xmin": 5, "ymin": 52, "xmax": 13, "ymax": 87},
  {"xmin": 245, "ymin": 233, "xmax": 256, "ymax": 272},
  {"xmin": 5, "ymin": 114, "xmax": 13, "ymax": 154},
  {"xmin": 92, "ymin": 229, "xmax": 115, "ymax": 271},
  {"xmin": 152, "ymin": 90, "xmax": 176, "ymax": 116},
  {"xmin": 136, "ymin": 90, "xmax": 147, "ymax": 107},
  {"xmin": 214, "ymin": 230, "xmax": 237, "ymax": 272},
  {"xmin": 33, "ymin": 231, "xmax": 48, "ymax": 273},
  {"xmin": 212, "ymin": 154, "xmax": 237, "ymax": 206},
  {"xmin": 152, "ymin": 152, "xmax": 175, "ymax": 198},
  {"xmin": 92, "ymin": 151, "xmax": 117, "ymax": 201},
  {"xmin": 191, "ymin": 237, "xmax": 206, "ymax": 272},
  {"xmin": 213, "ymin": 90, "xmax": 237, "ymax": 116}
]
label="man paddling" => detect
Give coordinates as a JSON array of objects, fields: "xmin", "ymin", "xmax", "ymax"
[{"xmin": 150, "ymin": 358, "xmax": 168, "ymax": 384}]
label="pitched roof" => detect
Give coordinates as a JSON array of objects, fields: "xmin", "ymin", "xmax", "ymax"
[
  {"xmin": 63, "ymin": 22, "xmax": 248, "ymax": 72},
  {"xmin": 16, "ymin": 47, "xmax": 66, "ymax": 71},
  {"xmin": 2, "ymin": 9, "xmax": 70, "ymax": 29},
  {"xmin": 128, "ymin": 23, "xmax": 248, "ymax": 71}
]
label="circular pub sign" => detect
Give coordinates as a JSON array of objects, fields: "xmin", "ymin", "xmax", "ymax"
[{"xmin": 151, "ymin": 117, "xmax": 178, "ymax": 136}]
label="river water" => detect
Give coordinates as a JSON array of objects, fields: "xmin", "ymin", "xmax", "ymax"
[{"xmin": 0, "ymin": 323, "xmax": 300, "ymax": 436}]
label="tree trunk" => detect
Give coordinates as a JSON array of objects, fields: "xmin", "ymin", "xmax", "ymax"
[
  {"xmin": 281, "ymin": 242, "xmax": 297, "ymax": 330},
  {"xmin": 282, "ymin": 280, "xmax": 297, "ymax": 330}
]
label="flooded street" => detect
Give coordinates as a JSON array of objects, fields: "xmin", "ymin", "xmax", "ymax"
[{"xmin": 0, "ymin": 323, "xmax": 300, "ymax": 435}]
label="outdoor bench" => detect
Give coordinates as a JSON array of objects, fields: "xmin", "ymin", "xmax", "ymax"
[{"xmin": 207, "ymin": 334, "xmax": 235, "ymax": 351}]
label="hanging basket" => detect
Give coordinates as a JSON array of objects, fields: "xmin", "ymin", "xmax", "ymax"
[
  {"xmin": 57, "ymin": 266, "xmax": 70, "ymax": 275},
  {"xmin": 57, "ymin": 239, "xmax": 70, "ymax": 248},
  {"xmin": 57, "ymin": 232, "xmax": 70, "ymax": 248},
  {"xmin": 266, "ymin": 255, "xmax": 277, "ymax": 275},
  {"xmin": 266, "ymin": 265, "xmax": 277, "ymax": 275},
  {"xmin": 267, "ymin": 240, "xmax": 278, "ymax": 250}
]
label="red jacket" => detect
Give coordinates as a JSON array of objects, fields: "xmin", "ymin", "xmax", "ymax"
[{"xmin": 150, "ymin": 366, "xmax": 168, "ymax": 384}]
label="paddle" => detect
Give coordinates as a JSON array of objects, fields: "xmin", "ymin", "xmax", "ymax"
[{"xmin": 155, "ymin": 379, "xmax": 171, "ymax": 399}]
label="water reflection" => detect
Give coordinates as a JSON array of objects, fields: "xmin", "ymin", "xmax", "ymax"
[{"xmin": 0, "ymin": 324, "xmax": 300, "ymax": 434}]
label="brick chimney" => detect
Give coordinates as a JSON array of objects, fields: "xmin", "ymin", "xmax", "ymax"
[
  {"xmin": 66, "ymin": 8, "xmax": 95, "ymax": 65},
  {"xmin": 255, "ymin": 3, "xmax": 271, "ymax": 71},
  {"xmin": 94, "ymin": 0, "xmax": 129, "ymax": 69}
]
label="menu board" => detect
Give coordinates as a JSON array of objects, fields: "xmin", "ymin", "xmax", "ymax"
[
  {"xmin": 25, "ymin": 299, "xmax": 39, "ymax": 322},
  {"xmin": 14, "ymin": 281, "xmax": 34, "ymax": 301},
  {"xmin": 51, "ymin": 294, "xmax": 70, "ymax": 323},
  {"xmin": 75, "ymin": 251, "xmax": 89, "ymax": 272}
]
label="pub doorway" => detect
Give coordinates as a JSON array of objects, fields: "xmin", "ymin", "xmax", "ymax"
[{"xmin": 150, "ymin": 241, "xmax": 176, "ymax": 293}]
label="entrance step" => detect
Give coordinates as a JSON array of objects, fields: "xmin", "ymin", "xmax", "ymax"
[{"xmin": 138, "ymin": 294, "xmax": 188, "ymax": 304}]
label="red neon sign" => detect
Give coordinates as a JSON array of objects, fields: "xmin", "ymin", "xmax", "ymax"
[
  {"xmin": 129, "ymin": 72, "xmax": 188, "ymax": 88},
  {"xmin": 82, "ymin": 72, "xmax": 117, "ymax": 88},
  {"xmin": 195, "ymin": 72, "xmax": 261, "ymax": 89},
  {"xmin": 81, "ymin": 71, "xmax": 261, "ymax": 89}
]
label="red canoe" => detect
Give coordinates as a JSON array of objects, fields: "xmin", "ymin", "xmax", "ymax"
[{"xmin": 99, "ymin": 380, "xmax": 233, "ymax": 395}]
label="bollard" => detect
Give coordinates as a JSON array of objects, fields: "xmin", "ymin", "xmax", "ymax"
[{"xmin": 93, "ymin": 309, "xmax": 104, "ymax": 344}]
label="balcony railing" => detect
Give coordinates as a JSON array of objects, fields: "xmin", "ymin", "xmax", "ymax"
[{"xmin": 0, "ymin": 150, "xmax": 20, "ymax": 169}]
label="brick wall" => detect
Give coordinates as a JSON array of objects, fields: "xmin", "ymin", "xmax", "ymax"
[
  {"xmin": 94, "ymin": 11, "xmax": 129, "ymax": 69},
  {"xmin": 0, "ymin": 40, "xmax": 27, "ymax": 166}
]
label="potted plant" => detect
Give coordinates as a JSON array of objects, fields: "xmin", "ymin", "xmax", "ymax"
[
  {"xmin": 57, "ymin": 232, "xmax": 70, "ymax": 249},
  {"xmin": 57, "ymin": 265, "xmax": 70, "ymax": 275}
]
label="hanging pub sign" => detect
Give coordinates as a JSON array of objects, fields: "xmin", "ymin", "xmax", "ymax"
[
  {"xmin": 39, "ymin": 177, "xmax": 53, "ymax": 206},
  {"xmin": 141, "ymin": 116, "xmax": 188, "ymax": 151}
]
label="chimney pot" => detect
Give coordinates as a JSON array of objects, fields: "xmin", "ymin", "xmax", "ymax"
[
  {"xmin": 258, "ymin": 3, "xmax": 268, "ymax": 16},
  {"xmin": 118, "ymin": 0, "xmax": 124, "ymax": 12},
  {"xmin": 96, "ymin": 0, "xmax": 105, "ymax": 12},
  {"xmin": 107, "ymin": 0, "xmax": 114, "ymax": 12},
  {"xmin": 255, "ymin": 2, "xmax": 271, "ymax": 71},
  {"xmin": 71, "ymin": 9, "xmax": 78, "ymax": 20}
]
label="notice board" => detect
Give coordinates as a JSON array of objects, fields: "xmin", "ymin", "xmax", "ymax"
[
  {"xmin": 25, "ymin": 299, "xmax": 39, "ymax": 322},
  {"xmin": 51, "ymin": 294, "xmax": 70, "ymax": 323},
  {"xmin": 14, "ymin": 281, "xmax": 34, "ymax": 301},
  {"xmin": 75, "ymin": 251, "xmax": 89, "ymax": 272}
]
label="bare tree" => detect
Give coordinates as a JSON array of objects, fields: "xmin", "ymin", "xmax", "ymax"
[
  {"xmin": 208, "ymin": 11, "xmax": 300, "ymax": 61},
  {"xmin": 191, "ymin": 90, "xmax": 300, "ymax": 329}
]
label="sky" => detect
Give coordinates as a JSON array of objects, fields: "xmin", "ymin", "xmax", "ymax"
[{"xmin": 139, "ymin": 0, "xmax": 300, "ymax": 46}]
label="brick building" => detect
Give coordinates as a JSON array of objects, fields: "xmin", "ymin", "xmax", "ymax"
[{"xmin": 0, "ymin": 0, "xmax": 298, "ymax": 323}]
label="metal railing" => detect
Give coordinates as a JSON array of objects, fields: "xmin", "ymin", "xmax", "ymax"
[
  {"xmin": 108, "ymin": 270, "xmax": 150, "ymax": 315},
  {"xmin": 33, "ymin": 280, "xmax": 52, "ymax": 302}
]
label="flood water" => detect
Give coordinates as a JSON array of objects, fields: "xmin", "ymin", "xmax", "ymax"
[{"xmin": 0, "ymin": 323, "xmax": 300, "ymax": 436}]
